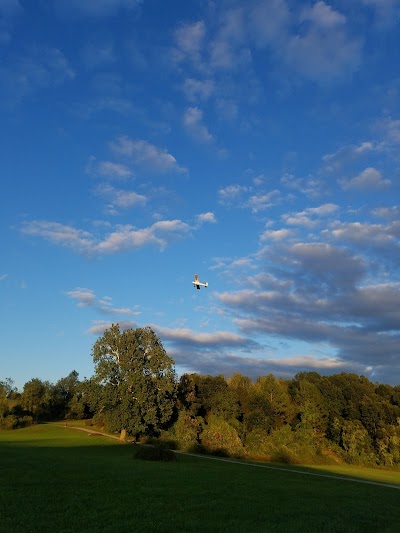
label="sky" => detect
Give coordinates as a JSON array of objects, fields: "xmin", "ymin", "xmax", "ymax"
[{"xmin": 1, "ymin": 0, "xmax": 400, "ymax": 390}]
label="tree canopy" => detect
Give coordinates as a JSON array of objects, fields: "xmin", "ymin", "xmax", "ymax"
[{"xmin": 88, "ymin": 324, "xmax": 176, "ymax": 438}]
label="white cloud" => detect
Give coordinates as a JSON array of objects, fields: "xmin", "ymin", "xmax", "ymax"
[
  {"xmin": 339, "ymin": 167, "xmax": 391, "ymax": 190},
  {"xmin": 372, "ymin": 206, "xmax": 400, "ymax": 220},
  {"xmin": 301, "ymin": 1, "xmax": 346, "ymax": 27},
  {"xmin": 330, "ymin": 221, "xmax": 397, "ymax": 248},
  {"xmin": 283, "ymin": 203, "xmax": 339, "ymax": 227},
  {"xmin": 209, "ymin": 8, "xmax": 250, "ymax": 70},
  {"xmin": 21, "ymin": 218, "xmax": 191, "ymax": 255},
  {"xmin": 196, "ymin": 212, "xmax": 217, "ymax": 225},
  {"xmin": 248, "ymin": 0, "xmax": 361, "ymax": 83},
  {"xmin": 218, "ymin": 184, "xmax": 248, "ymax": 205},
  {"xmin": 153, "ymin": 325, "xmax": 253, "ymax": 347},
  {"xmin": 248, "ymin": 0, "xmax": 290, "ymax": 47},
  {"xmin": 245, "ymin": 190, "xmax": 280, "ymax": 213},
  {"xmin": 0, "ymin": 273, "xmax": 8, "ymax": 281},
  {"xmin": 95, "ymin": 184, "xmax": 146, "ymax": 211},
  {"xmin": 0, "ymin": 46, "xmax": 74, "ymax": 102},
  {"xmin": 260, "ymin": 228, "xmax": 294, "ymax": 241},
  {"xmin": 183, "ymin": 107, "xmax": 213, "ymax": 143},
  {"xmin": 285, "ymin": 4, "xmax": 362, "ymax": 82},
  {"xmin": 86, "ymin": 157, "xmax": 132, "ymax": 180},
  {"xmin": 183, "ymin": 78, "xmax": 214, "ymax": 101},
  {"xmin": 172, "ymin": 20, "xmax": 206, "ymax": 67},
  {"xmin": 111, "ymin": 136, "xmax": 187, "ymax": 174},
  {"xmin": 67, "ymin": 287, "xmax": 140, "ymax": 316}
]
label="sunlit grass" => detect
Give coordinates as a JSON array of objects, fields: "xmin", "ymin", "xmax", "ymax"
[{"xmin": 1, "ymin": 425, "xmax": 399, "ymax": 532}]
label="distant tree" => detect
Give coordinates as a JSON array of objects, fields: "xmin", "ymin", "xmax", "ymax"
[
  {"xmin": 0, "ymin": 381, "xmax": 9, "ymax": 419},
  {"xmin": 227, "ymin": 373, "xmax": 252, "ymax": 416},
  {"xmin": 341, "ymin": 419, "xmax": 375, "ymax": 465},
  {"xmin": 291, "ymin": 379, "xmax": 328, "ymax": 436},
  {"xmin": 21, "ymin": 378, "xmax": 53, "ymax": 421},
  {"xmin": 89, "ymin": 324, "xmax": 176, "ymax": 439},
  {"xmin": 52, "ymin": 370, "xmax": 81, "ymax": 419},
  {"xmin": 253, "ymin": 374, "xmax": 293, "ymax": 429},
  {"xmin": 178, "ymin": 374, "xmax": 239, "ymax": 422},
  {"xmin": 0, "ymin": 378, "xmax": 16, "ymax": 398}
]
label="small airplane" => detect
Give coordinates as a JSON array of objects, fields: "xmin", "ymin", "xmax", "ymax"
[{"xmin": 192, "ymin": 274, "xmax": 208, "ymax": 290}]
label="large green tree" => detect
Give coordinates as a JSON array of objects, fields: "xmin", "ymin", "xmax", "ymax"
[
  {"xmin": 21, "ymin": 378, "xmax": 53, "ymax": 421},
  {"xmin": 90, "ymin": 324, "xmax": 176, "ymax": 439}
]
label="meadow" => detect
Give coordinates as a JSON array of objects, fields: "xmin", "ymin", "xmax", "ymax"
[{"xmin": 1, "ymin": 425, "xmax": 399, "ymax": 532}]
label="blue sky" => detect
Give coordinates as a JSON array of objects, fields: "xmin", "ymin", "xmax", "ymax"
[{"xmin": 1, "ymin": 0, "xmax": 400, "ymax": 390}]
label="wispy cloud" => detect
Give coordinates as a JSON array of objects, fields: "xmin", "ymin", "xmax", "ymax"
[
  {"xmin": 218, "ymin": 183, "xmax": 280, "ymax": 212},
  {"xmin": 0, "ymin": 46, "xmax": 74, "ymax": 104},
  {"xmin": 21, "ymin": 218, "xmax": 191, "ymax": 255},
  {"xmin": 171, "ymin": 20, "xmax": 206, "ymax": 68},
  {"xmin": 183, "ymin": 107, "xmax": 213, "ymax": 143},
  {"xmin": 182, "ymin": 78, "xmax": 215, "ymax": 102},
  {"xmin": 111, "ymin": 136, "xmax": 187, "ymax": 174},
  {"xmin": 86, "ymin": 157, "xmax": 133, "ymax": 180},
  {"xmin": 338, "ymin": 167, "xmax": 391, "ymax": 190},
  {"xmin": 67, "ymin": 287, "xmax": 141, "ymax": 316},
  {"xmin": 87, "ymin": 320, "xmax": 138, "ymax": 335},
  {"xmin": 282, "ymin": 203, "xmax": 339, "ymax": 227},
  {"xmin": 95, "ymin": 184, "xmax": 147, "ymax": 214}
]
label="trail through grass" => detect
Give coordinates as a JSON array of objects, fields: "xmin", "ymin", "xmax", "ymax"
[{"xmin": 1, "ymin": 425, "xmax": 399, "ymax": 532}]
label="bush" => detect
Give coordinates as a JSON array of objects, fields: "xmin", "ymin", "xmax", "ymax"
[
  {"xmin": 134, "ymin": 444, "xmax": 177, "ymax": 462},
  {"xmin": 0, "ymin": 415, "xmax": 18, "ymax": 430},
  {"xmin": 162, "ymin": 412, "xmax": 202, "ymax": 451},
  {"xmin": 19, "ymin": 416, "xmax": 33, "ymax": 428},
  {"xmin": 200, "ymin": 415, "xmax": 244, "ymax": 458}
]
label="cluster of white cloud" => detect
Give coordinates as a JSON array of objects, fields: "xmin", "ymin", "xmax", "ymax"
[
  {"xmin": 66, "ymin": 288, "xmax": 140, "ymax": 316},
  {"xmin": 20, "ymin": 219, "xmax": 191, "ymax": 254}
]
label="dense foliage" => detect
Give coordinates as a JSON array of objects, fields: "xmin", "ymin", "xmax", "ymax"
[
  {"xmin": 2, "ymin": 326, "xmax": 400, "ymax": 468},
  {"xmin": 87, "ymin": 324, "xmax": 176, "ymax": 439}
]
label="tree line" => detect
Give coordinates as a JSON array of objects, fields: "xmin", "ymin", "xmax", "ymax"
[{"xmin": 1, "ymin": 324, "xmax": 400, "ymax": 468}]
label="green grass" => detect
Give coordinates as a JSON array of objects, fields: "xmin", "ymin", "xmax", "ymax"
[{"xmin": 1, "ymin": 425, "xmax": 400, "ymax": 532}]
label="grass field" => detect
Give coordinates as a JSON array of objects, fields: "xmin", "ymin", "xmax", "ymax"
[{"xmin": 1, "ymin": 425, "xmax": 399, "ymax": 532}]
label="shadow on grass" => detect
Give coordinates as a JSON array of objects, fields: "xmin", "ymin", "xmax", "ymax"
[{"xmin": 1, "ymin": 426, "xmax": 400, "ymax": 533}]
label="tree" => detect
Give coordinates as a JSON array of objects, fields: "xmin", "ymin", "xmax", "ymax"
[
  {"xmin": 253, "ymin": 374, "xmax": 293, "ymax": 429},
  {"xmin": 52, "ymin": 370, "xmax": 81, "ymax": 419},
  {"xmin": 177, "ymin": 374, "xmax": 239, "ymax": 421},
  {"xmin": 21, "ymin": 378, "xmax": 53, "ymax": 421},
  {"xmin": 291, "ymin": 379, "xmax": 328, "ymax": 436},
  {"xmin": 90, "ymin": 324, "xmax": 176, "ymax": 439}
]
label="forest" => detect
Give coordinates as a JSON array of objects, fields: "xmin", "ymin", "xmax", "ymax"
[{"xmin": 1, "ymin": 324, "xmax": 400, "ymax": 469}]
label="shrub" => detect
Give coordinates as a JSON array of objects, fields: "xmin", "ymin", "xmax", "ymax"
[
  {"xmin": 200, "ymin": 415, "xmax": 244, "ymax": 457},
  {"xmin": 134, "ymin": 444, "xmax": 177, "ymax": 462},
  {"xmin": 162, "ymin": 411, "xmax": 202, "ymax": 451},
  {"xmin": 0, "ymin": 415, "xmax": 18, "ymax": 430},
  {"xmin": 19, "ymin": 416, "xmax": 33, "ymax": 428}
]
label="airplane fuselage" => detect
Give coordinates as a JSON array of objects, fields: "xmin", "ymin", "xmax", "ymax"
[{"xmin": 192, "ymin": 281, "xmax": 208, "ymax": 289}]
